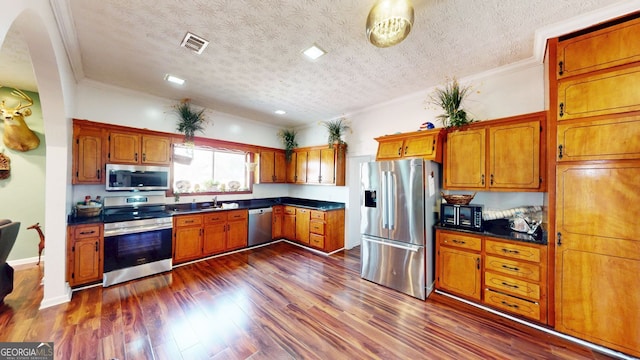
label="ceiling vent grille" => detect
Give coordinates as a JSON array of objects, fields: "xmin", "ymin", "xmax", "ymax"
[{"xmin": 180, "ymin": 32, "xmax": 209, "ymax": 54}]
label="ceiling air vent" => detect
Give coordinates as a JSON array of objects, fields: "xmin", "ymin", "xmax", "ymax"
[{"xmin": 180, "ymin": 32, "xmax": 209, "ymax": 54}]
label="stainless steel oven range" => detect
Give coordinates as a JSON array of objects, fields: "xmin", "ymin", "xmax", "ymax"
[{"xmin": 102, "ymin": 195, "xmax": 173, "ymax": 287}]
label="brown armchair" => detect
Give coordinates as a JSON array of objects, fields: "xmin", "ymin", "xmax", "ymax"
[{"xmin": 0, "ymin": 220, "xmax": 20, "ymax": 304}]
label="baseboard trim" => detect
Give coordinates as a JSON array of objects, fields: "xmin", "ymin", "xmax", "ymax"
[
  {"xmin": 39, "ymin": 283, "xmax": 72, "ymax": 309},
  {"xmin": 8, "ymin": 256, "xmax": 40, "ymax": 267},
  {"xmin": 435, "ymin": 290, "xmax": 636, "ymax": 360}
]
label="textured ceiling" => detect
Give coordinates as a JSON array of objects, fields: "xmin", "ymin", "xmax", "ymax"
[{"xmin": 0, "ymin": 0, "xmax": 628, "ymax": 127}]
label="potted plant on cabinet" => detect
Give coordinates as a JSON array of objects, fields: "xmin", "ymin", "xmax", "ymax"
[
  {"xmin": 277, "ymin": 128, "xmax": 298, "ymax": 162},
  {"xmin": 173, "ymin": 98, "xmax": 208, "ymax": 143},
  {"xmin": 321, "ymin": 117, "xmax": 350, "ymax": 147},
  {"xmin": 427, "ymin": 78, "xmax": 475, "ymax": 130}
]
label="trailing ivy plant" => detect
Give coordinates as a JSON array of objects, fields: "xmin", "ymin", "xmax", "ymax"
[
  {"xmin": 174, "ymin": 99, "xmax": 208, "ymax": 143},
  {"xmin": 277, "ymin": 128, "xmax": 298, "ymax": 162}
]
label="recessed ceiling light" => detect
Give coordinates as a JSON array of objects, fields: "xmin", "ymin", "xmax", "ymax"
[
  {"xmin": 164, "ymin": 74, "xmax": 185, "ymax": 85},
  {"xmin": 302, "ymin": 45, "xmax": 326, "ymax": 60},
  {"xmin": 275, "ymin": 110, "xmax": 286, "ymax": 115}
]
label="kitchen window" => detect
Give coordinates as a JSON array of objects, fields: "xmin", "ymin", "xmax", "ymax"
[{"xmin": 172, "ymin": 144, "xmax": 251, "ymax": 194}]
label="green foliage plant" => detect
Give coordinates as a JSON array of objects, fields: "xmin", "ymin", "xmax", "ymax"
[
  {"xmin": 174, "ymin": 99, "xmax": 208, "ymax": 143},
  {"xmin": 321, "ymin": 117, "xmax": 350, "ymax": 147},
  {"xmin": 428, "ymin": 78, "xmax": 474, "ymax": 130},
  {"xmin": 277, "ymin": 128, "xmax": 298, "ymax": 162}
]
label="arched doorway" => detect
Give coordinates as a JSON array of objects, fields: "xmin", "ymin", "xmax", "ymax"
[{"xmin": 1, "ymin": 4, "xmax": 73, "ymax": 308}]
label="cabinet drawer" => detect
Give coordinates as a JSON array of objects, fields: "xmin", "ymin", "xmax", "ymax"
[
  {"xmin": 438, "ymin": 231, "xmax": 482, "ymax": 251},
  {"xmin": 484, "ymin": 289, "xmax": 541, "ymax": 321},
  {"xmin": 485, "ymin": 272, "xmax": 540, "ymax": 300},
  {"xmin": 227, "ymin": 209, "xmax": 248, "ymax": 221},
  {"xmin": 310, "ymin": 220, "xmax": 325, "ymax": 235},
  {"xmin": 284, "ymin": 207, "xmax": 296, "ymax": 215},
  {"xmin": 175, "ymin": 215, "xmax": 203, "ymax": 227},
  {"xmin": 485, "ymin": 239, "xmax": 541, "ymax": 263},
  {"xmin": 485, "ymin": 255, "xmax": 540, "ymax": 282},
  {"xmin": 272, "ymin": 206, "xmax": 283, "ymax": 214},
  {"xmin": 204, "ymin": 212, "xmax": 227, "ymax": 223},
  {"xmin": 310, "ymin": 233, "xmax": 324, "ymax": 249},
  {"xmin": 73, "ymin": 224, "xmax": 101, "ymax": 239},
  {"xmin": 310, "ymin": 210, "xmax": 325, "ymax": 220}
]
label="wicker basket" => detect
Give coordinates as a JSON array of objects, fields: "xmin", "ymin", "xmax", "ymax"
[
  {"xmin": 76, "ymin": 204, "xmax": 102, "ymax": 218},
  {"xmin": 441, "ymin": 192, "xmax": 476, "ymax": 205}
]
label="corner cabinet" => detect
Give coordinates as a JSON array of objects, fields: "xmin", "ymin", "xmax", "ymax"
[
  {"xmin": 282, "ymin": 206, "xmax": 345, "ymax": 253},
  {"xmin": 259, "ymin": 150, "xmax": 286, "ymax": 183},
  {"xmin": 444, "ymin": 112, "xmax": 545, "ymax": 191},
  {"xmin": 375, "ymin": 129, "xmax": 444, "ymax": 162},
  {"xmin": 67, "ymin": 223, "xmax": 103, "ymax": 287},
  {"xmin": 72, "ymin": 121, "xmax": 106, "ymax": 184}
]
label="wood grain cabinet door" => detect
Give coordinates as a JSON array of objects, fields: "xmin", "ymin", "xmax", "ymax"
[
  {"xmin": 72, "ymin": 238, "xmax": 102, "ymax": 285},
  {"xmin": 109, "ymin": 131, "xmax": 140, "ymax": 164},
  {"xmin": 444, "ymin": 128, "xmax": 486, "ymax": 189},
  {"xmin": 259, "ymin": 151, "xmax": 276, "ymax": 183},
  {"xmin": 203, "ymin": 222, "xmax": 226, "ymax": 256},
  {"xmin": 403, "ymin": 134, "xmax": 436, "ymax": 158},
  {"xmin": 295, "ymin": 208, "xmax": 310, "ymax": 244},
  {"xmin": 226, "ymin": 219, "xmax": 248, "ymax": 250},
  {"xmin": 376, "ymin": 139, "xmax": 404, "ymax": 160},
  {"xmin": 295, "ymin": 151, "xmax": 308, "ymax": 184},
  {"xmin": 319, "ymin": 148, "xmax": 335, "ymax": 184},
  {"xmin": 286, "ymin": 152, "xmax": 297, "ymax": 183},
  {"xmin": 141, "ymin": 135, "xmax": 171, "ymax": 165},
  {"xmin": 489, "ymin": 121, "xmax": 540, "ymax": 189},
  {"xmin": 74, "ymin": 126, "xmax": 103, "ymax": 184},
  {"xmin": 437, "ymin": 246, "xmax": 481, "ymax": 301},
  {"xmin": 273, "ymin": 151, "xmax": 286, "ymax": 182}
]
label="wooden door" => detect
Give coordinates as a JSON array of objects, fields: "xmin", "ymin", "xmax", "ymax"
[
  {"xmin": 436, "ymin": 246, "xmax": 481, "ymax": 300},
  {"xmin": 306, "ymin": 149, "xmax": 321, "ymax": 184},
  {"xmin": 273, "ymin": 151, "xmax": 286, "ymax": 182},
  {"xmin": 489, "ymin": 120, "xmax": 540, "ymax": 189},
  {"xmin": 259, "ymin": 151, "xmax": 276, "ymax": 183},
  {"xmin": 376, "ymin": 139, "xmax": 404, "ymax": 160},
  {"xmin": 72, "ymin": 238, "xmax": 101, "ymax": 286},
  {"xmin": 109, "ymin": 131, "xmax": 140, "ymax": 164},
  {"xmin": 444, "ymin": 128, "xmax": 486, "ymax": 189},
  {"xmin": 556, "ymin": 17, "xmax": 640, "ymax": 79},
  {"xmin": 286, "ymin": 152, "xmax": 297, "ymax": 183},
  {"xmin": 173, "ymin": 226, "xmax": 202, "ymax": 263},
  {"xmin": 295, "ymin": 151, "xmax": 308, "ymax": 184},
  {"xmin": 319, "ymin": 148, "xmax": 335, "ymax": 184},
  {"xmin": 141, "ymin": 134, "xmax": 171, "ymax": 165},
  {"xmin": 403, "ymin": 134, "xmax": 435, "ymax": 158},
  {"xmin": 555, "ymin": 162, "xmax": 640, "ymax": 356},
  {"xmin": 226, "ymin": 219, "xmax": 248, "ymax": 250},
  {"xmin": 203, "ymin": 222, "xmax": 226, "ymax": 255},
  {"xmin": 272, "ymin": 206, "xmax": 283, "ymax": 239},
  {"xmin": 295, "ymin": 208, "xmax": 310, "ymax": 244},
  {"xmin": 283, "ymin": 207, "xmax": 296, "ymax": 240},
  {"xmin": 74, "ymin": 126, "xmax": 103, "ymax": 184}
]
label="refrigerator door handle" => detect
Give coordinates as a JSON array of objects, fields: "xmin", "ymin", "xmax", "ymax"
[
  {"xmin": 381, "ymin": 171, "xmax": 388, "ymax": 229},
  {"xmin": 388, "ymin": 171, "xmax": 395, "ymax": 230},
  {"xmin": 362, "ymin": 236, "xmax": 420, "ymax": 252}
]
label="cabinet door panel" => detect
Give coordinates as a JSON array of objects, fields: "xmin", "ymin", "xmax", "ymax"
[
  {"xmin": 259, "ymin": 151, "xmax": 276, "ymax": 183},
  {"xmin": 558, "ymin": 66, "xmax": 640, "ymax": 120},
  {"xmin": 174, "ymin": 227, "xmax": 202, "ymax": 263},
  {"xmin": 445, "ymin": 129, "xmax": 485, "ymax": 189},
  {"xmin": 286, "ymin": 152, "xmax": 297, "ymax": 183},
  {"xmin": 557, "ymin": 115, "xmax": 640, "ymax": 162},
  {"xmin": 437, "ymin": 246, "xmax": 481, "ymax": 300},
  {"xmin": 295, "ymin": 208, "xmax": 310, "ymax": 244},
  {"xmin": 274, "ymin": 151, "xmax": 286, "ymax": 182},
  {"xmin": 319, "ymin": 148, "xmax": 335, "ymax": 184},
  {"xmin": 376, "ymin": 139, "xmax": 404, "ymax": 160},
  {"xmin": 203, "ymin": 223, "xmax": 226, "ymax": 255},
  {"xmin": 75, "ymin": 129, "xmax": 103, "ymax": 184},
  {"xmin": 557, "ymin": 18, "xmax": 640, "ymax": 78},
  {"xmin": 227, "ymin": 220, "xmax": 248, "ymax": 250},
  {"xmin": 403, "ymin": 134, "xmax": 435, "ymax": 158},
  {"xmin": 141, "ymin": 135, "xmax": 171, "ymax": 164},
  {"xmin": 489, "ymin": 121, "xmax": 540, "ymax": 189},
  {"xmin": 283, "ymin": 214, "xmax": 296, "ymax": 240},
  {"xmin": 109, "ymin": 132, "xmax": 139, "ymax": 164},
  {"xmin": 73, "ymin": 238, "xmax": 101, "ymax": 285},
  {"xmin": 306, "ymin": 149, "xmax": 321, "ymax": 184}
]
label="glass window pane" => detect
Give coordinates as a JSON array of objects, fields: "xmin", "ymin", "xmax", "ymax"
[{"xmin": 173, "ymin": 145, "xmax": 249, "ymax": 193}]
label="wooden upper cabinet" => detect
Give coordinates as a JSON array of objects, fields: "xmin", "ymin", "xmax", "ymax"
[
  {"xmin": 557, "ymin": 17, "xmax": 640, "ymax": 79},
  {"xmin": 489, "ymin": 120, "xmax": 540, "ymax": 189},
  {"xmin": 444, "ymin": 112, "xmax": 545, "ymax": 191},
  {"xmin": 557, "ymin": 66, "xmax": 640, "ymax": 121},
  {"xmin": 286, "ymin": 152, "xmax": 297, "ymax": 183},
  {"xmin": 109, "ymin": 131, "xmax": 171, "ymax": 165},
  {"xmin": 259, "ymin": 150, "xmax": 286, "ymax": 183},
  {"xmin": 445, "ymin": 128, "xmax": 486, "ymax": 189},
  {"xmin": 557, "ymin": 114, "xmax": 640, "ymax": 162},
  {"xmin": 72, "ymin": 122, "xmax": 104, "ymax": 184},
  {"xmin": 375, "ymin": 129, "xmax": 443, "ymax": 162},
  {"xmin": 295, "ymin": 150, "xmax": 308, "ymax": 184},
  {"xmin": 307, "ymin": 147, "xmax": 337, "ymax": 185}
]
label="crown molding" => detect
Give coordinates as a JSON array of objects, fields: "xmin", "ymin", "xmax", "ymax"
[
  {"xmin": 49, "ymin": 0, "xmax": 84, "ymax": 81},
  {"xmin": 533, "ymin": 0, "xmax": 640, "ymax": 63}
]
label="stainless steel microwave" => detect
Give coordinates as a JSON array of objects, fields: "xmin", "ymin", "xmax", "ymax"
[
  {"xmin": 440, "ymin": 203, "xmax": 483, "ymax": 231},
  {"xmin": 105, "ymin": 164, "xmax": 170, "ymax": 191}
]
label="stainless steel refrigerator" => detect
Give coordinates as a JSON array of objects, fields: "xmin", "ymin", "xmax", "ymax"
[{"xmin": 360, "ymin": 158, "xmax": 440, "ymax": 300}]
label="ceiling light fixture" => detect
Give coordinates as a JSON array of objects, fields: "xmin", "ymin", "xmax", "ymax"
[
  {"xmin": 366, "ymin": 0, "xmax": 414, "ymax": 48},
  {"xmin": 275, "ymin": 110, "xmax": 286, "ymax": 115},
  {"xmin": 164, "ymin": 74, "xmax": 185, "ymax": 85},
  {"xmin": 302, "ymin": 45, "xmax": 326, "ymax": 60}
]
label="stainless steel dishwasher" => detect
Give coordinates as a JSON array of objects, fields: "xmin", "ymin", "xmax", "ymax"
[{"xmin": 248, "ymin": 207, "xmax": 273, "ymax": 246}]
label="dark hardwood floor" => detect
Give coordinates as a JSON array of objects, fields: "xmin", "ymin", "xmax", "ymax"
[{"xmin": 0, "ymin": 242, "xmax": 614, "ymax": 360}]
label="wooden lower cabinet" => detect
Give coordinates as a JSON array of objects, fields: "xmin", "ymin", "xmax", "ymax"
[
  {"xmin": 67, "ymin": 223, "xmax": 103, "ymax": 287},
  {"xmin": 282, "ymin": 206, "xmax": 345, "ymax": 253},
  {"xmin": 272, "ymin": 205, "xmax": 283, "ymax": 239},
  {"xmin": 173, "ymin": 210, "xmax": 248, "ymax": 264},
  {"xmin": 436, "ymin": 229, "xmax": 548, "ymax": 324}
]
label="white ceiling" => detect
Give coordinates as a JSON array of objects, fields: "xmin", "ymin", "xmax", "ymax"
[{"xmin": 0, "ymin": 0, "xmax": 630, "ymax": 127}]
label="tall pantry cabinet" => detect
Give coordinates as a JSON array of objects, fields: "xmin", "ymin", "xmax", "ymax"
[{"xmin": 547, "ymin": 14, "xmax": 640, "ymax": 357}]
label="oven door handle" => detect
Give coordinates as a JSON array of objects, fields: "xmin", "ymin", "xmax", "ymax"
[{"xmin": 104, "ymin": 224, "xmax": 173, "ymax": 237}]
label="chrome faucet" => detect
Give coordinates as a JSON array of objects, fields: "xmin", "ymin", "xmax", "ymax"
[{"xmin": 213, "ymin": 196, "xmax": 218, "ymax": 208}]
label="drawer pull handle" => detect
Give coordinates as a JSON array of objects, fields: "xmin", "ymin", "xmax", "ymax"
[
  {"xmin": 452, "ymin": 239, "xmax": 466, "ymax": 245},
  {"xmin": 501, "ymin": 249, "xmax": 520, "ymax": 254},
  {"xmin": 501, "ymin": 301, "xmax": 519, "ymax": 309},
  {"xmin": 80, "ymin": 230, "xmax": 96, "ymax": 235},
  {"xmin": 501, "ymin": 265, "xmax": 519, "ymax": 271},
  {"xmin": 501, "ymin": 282, "xmax": 519, "ymax": 289},
  {"xmin": 185, "ymin": 220, "xmax": 194, "ymax": 224}
]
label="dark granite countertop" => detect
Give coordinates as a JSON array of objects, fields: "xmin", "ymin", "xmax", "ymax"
[
  {"xmin": 436, "ymin": 219, "xmax": 547, "ymax": 245},
  {"xmin": 68, "ymin": 197, "xmax": 345, "ymax": 224}
]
